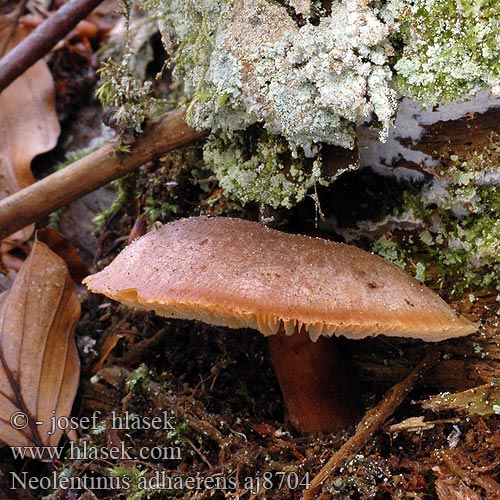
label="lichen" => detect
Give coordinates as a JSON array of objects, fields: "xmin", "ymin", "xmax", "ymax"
[
  {"xmin": 369, "ymin": 136, "xmax": 500, "ymax": 297},
  {"xmin": 203, "ymin": 129, "xmax": 326, "ymax": 209},
  {"xmin": 145, "ymin": 0, "xmax": 399, "ymax": 152},
  {"xmin": 394, "ymin": 0, "xmax": 500, "ymax": 105},
  {"xmin": 113, "ymin": 0, "xmax": 500, "ymax": 146},
  {"xmin": 125, "ymin": 0, "xmax": 500, "ymax": 211}
]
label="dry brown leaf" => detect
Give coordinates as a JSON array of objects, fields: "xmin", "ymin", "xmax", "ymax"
[
  {"xmin": 0, "ymin": 239, "xmax": 80, "ymax": 452},
  {"xmin": 0, "ymin": 17, "xmax": 60, "ymax": 196},
  {"xmin": 0, "ymin": 16, "xmax": 60, "ymax": 246},
  {"xmin": 37, "ymin": 227, "xmax": 90, "ymax": 283}
]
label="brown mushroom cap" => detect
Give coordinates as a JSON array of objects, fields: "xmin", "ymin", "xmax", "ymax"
[{"xmin": 83, "ymin": 216, "xmax": 475, "ymax": 342}]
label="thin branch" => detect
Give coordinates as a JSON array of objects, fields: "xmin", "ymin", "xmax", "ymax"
[
  {"xmin": 0, "ymin": 0, "xmax": 104, "ymax": 93},
  {"xmin": 303, "ymin": 349, "xmax": 441, "ymax": 500},
  {"xmin": 0, "ymin": 110, "xmax": 207, "ymax": 240}
]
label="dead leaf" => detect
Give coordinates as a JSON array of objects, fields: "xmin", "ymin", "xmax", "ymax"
[
  {"xmin": 0, "ymin": 18, "xmax": 60, "ymax": 198},
  {"xmin": 0, "ymin": 239, "xmax": 80, "ymax": 453},
  {"xmin": 37, "ymin": 227, "xmax": 90, "ymax": 283},
  {"xmin": 251, "ymin": 423, "xmax": 276, "ymax": 438},
  {"xmin": 0, "ymin": 16, "xmax": 60, "ymax": 247}
]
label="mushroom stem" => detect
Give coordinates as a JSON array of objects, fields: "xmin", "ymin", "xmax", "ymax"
[{"xmin": 268, "ymin": 326, "xmax": 362, "ymax": 433}]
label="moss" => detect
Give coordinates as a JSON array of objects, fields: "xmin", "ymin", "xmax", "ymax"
[
  {"xmin": 96, "ymin": 57, "xmax": 162, "ymax": 136},
  {"xmin": 394, "ymin": 0, "xmax": 500, "ymax": 105},
  {"xmin": 93, "ymin": 176, "xmax": 129, "ymax": 228},
  {"xmin": 108, "ymin": 465, "xmax": 152, "ymax": 500},
  {"xmin": 47, "ymin": 144, "xmax": 105, "ymax": 227},
  {"xmin": 203, "ymin": 129, "xmax": 327, "ymax": 209},
  {"xmin": 47, "ymin": 206, "xmax": 67, "ymax": 227},
  {"xmin": 324, "ymin": 454, "xmax": 393, "ymax": 499},
  {"xmin": 372, "ymin": 236, "xmax": 410, "ymax": 270},
  {"xmin": 134, "ymin": 145, "xmax": 244, "ymax": 226},
  {"xmin": 370, "ymin": 135, "xmax": 500, "ymax": 297},
  {"xmin": 95, "ymin": 1, "xmax": 164, "ymax": 142},
  {"xmin": 125, "ymin": 365, "xmax": 156, "ymax": 393}
]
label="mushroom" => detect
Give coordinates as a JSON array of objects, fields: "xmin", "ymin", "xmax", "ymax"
[{"xmin": 83, "ymin": 217, "xmax": 476, "ymax": 433}]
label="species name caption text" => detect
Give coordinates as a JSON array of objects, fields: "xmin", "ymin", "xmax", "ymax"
[
  {"xmin": 11, "ymin": 471, "xmax": 311, "ymax": 493},
  {"xmin": 8, "ymin": 410, "xmax": 311, "ymax": 493}
]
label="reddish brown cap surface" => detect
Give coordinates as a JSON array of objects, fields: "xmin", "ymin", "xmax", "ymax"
[{"xmin": 83, "ymin": 217, "xmax": 476, "ymax": 341}]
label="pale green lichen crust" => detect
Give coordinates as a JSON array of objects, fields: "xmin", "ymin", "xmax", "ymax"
[
  {"xmin": 394, "ymin": 0, "xmax": 500, "ymax": 105},
  {"xmin": 144, "ymin": 0, "xmax": 399, "ymax": 151},
  {"xmin": 112, "ymin": 0, "xmax": 500, "ymax": 145},
  {"xmin": 371, "ymin": 139, "xmax": 500, "ymax": 297}
]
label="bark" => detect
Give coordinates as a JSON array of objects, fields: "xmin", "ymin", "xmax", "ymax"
[
  {"xmin": 350, "ymin": 292, "xmax": 500, "ymax": 392},
  {"xmin": 339, "ymin": 92, "xmax": 500, "ymax": 392}
]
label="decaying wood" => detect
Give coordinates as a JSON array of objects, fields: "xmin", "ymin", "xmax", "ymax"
[
  {"xmin": 415, "ymin": 105, "xmax": 500, "ymax": 158},
  {"xmin": 350, "ymin": 295, "xmax": 500, "ymax": 392},
  {"xmin": 337, "ymin": 94, "xmax": 500, "ymax": 392},
  {"xmin": 436, "ymin": 449, "xmax": 500, "ymax": 499},
  {"xmin": 357, "ymin": 91, "xmax": 500, "ymax": 175},
  {"xmin": 0, "ymin": 110, "xmax": 207, "ymax": 240},
  {"xmin": 422, "ymin": 381, "xmax": 500, "ymax": 415},
  {"xmin": 303, "ymin": 349, "xmax": 440, "ymax": 500},
  {"xmin": 113, "ymin": 328, "xmax": 170, "ymax": 368},
  {"xmin": 435, "ymin": 477, "xmax": 482, "ymax": 500}
]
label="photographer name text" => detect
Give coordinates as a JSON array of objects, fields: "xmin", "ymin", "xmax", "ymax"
[{"xmin": 10, "ymin": 410, "xmax": 176, "ymax": 435}]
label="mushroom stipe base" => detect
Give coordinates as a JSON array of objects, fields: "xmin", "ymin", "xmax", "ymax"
[{"xmin": 268, "ymin": 326, "xmax": 362, "ymax": 433}]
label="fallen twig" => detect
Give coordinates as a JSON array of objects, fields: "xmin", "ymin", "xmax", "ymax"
[
  {"xmin": 0, "ymin": 0, "xmax": 104, "ymax": 93},
  {"xmin": 303, "ymin": 349, "xmax": 441, "ymax": 500},
  {"xmin": 0, "ymin": 109, "xmax": 207, "ymax": 240}
]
